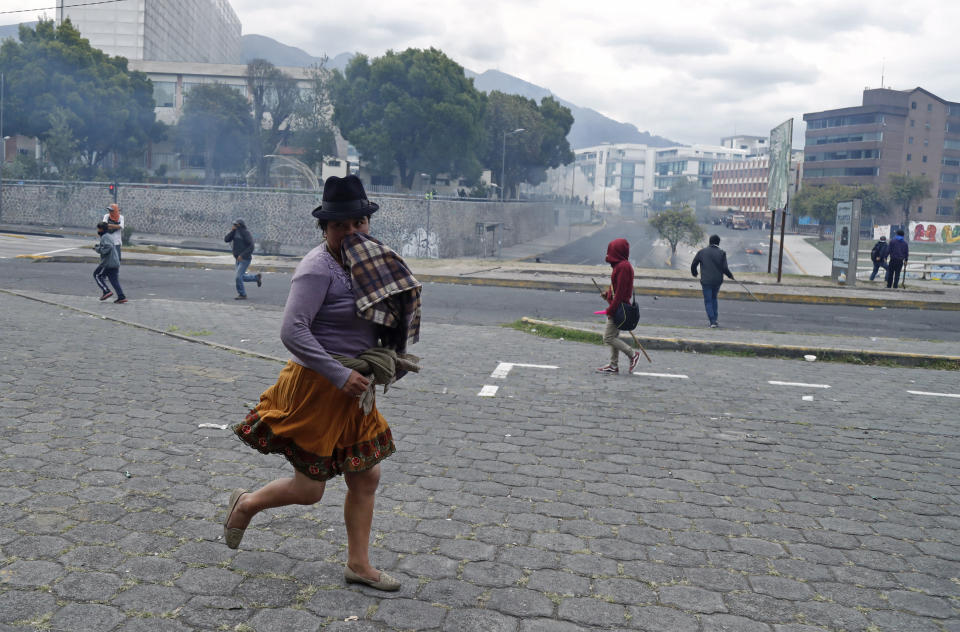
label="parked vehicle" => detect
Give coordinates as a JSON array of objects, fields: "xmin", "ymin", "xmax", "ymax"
[{"xmin": 731, "ymin": 214, "xmax": 749, "ymax": 230}]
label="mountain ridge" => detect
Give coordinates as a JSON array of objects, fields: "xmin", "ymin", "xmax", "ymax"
[{"xmin": 241, "ymin": 34, "xmax": 679, "ymax": 149}]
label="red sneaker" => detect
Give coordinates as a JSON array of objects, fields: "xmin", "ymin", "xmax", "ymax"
[
  {"xmin": 628, "ymin": 351, "xmax": 642, "ymax": 373},
  {"xmin": 595, "ymin": 364, "xmax": 618, "ymax": 374},
  {"xmin": 99, "ymin": 291, "xmax": 113, "ymax": 301}
]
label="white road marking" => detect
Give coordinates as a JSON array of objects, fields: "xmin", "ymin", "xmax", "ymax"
[
  {"xmin": 633, "ymin": 371, "xmax": 689, "ymax": 379},
  {"xmin": 478, "ymin": 385, "xmax": 499, "ymax": 397},
  {"xmin": 30, "ymin": 247, "xmax": 83, "ymax": 256},
  {"xmin": 768, "ymin": 380, "xmax": 831, "ymax": 389},
  {"xmin": 490, "ymin": 362, "xmax": 559, "ymax": 379},
  {"xmin": 907, "ymin": 390, "xmax": 960, "ymax": 399}
]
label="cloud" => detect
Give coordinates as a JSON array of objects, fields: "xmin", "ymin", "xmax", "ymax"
[{"xmin": 606, "ymin": 31, "xmax": 729, "ymax": 57}]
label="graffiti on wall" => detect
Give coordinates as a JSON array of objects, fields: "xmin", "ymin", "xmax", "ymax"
[{"xmin": 909, "ymin": 221, "xmax": 960, "ymax": 243}]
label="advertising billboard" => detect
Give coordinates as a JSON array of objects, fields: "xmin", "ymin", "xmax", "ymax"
[{"xmin": 767, "ymin": 119, "xmax": 793, "ymax": 211}]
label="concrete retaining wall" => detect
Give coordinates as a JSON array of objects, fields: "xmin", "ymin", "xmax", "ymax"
[{"xmin": 0, "ymin": 181, "xmax": 556, "ymax": 258}]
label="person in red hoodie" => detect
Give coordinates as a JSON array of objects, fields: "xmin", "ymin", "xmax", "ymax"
[{"xmin": 597, "ymin": 238, "xmax": 641, "ymax": 374}]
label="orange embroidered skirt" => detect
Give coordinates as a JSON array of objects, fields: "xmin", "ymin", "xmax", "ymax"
[{"xmin": 233, "ymin": 361, "xmax": 395, "ymax": 481}]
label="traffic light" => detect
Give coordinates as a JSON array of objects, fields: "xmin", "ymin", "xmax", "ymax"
[{"xmin": 108, "ymin": 182, "xmax": 118, "ymax": 201}]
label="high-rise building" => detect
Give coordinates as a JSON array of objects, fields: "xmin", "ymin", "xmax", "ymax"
[
  {"xmin": 802, "ymin": 87, "xmax": 960, "ymax": 221},
  {"xmin": 56, "ymin": 0, "xmax": 241, "ymax": 64},
  {"xmin": 720, "ymin": 135, "xmax": 768, "ymax": 157}
]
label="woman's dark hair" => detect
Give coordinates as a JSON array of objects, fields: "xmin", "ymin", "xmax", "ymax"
[{"xmin": 318, "ymin": 215, "xmax": 371, "ymax": 232}]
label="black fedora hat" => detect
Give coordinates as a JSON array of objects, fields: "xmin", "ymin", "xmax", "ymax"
[{"xmin": 312, "ymin": 175, "xmax": 379, "ymax": 220}]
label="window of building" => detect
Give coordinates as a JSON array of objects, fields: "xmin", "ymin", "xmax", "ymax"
[
  {"xmin": 807, "ymin": 131, "xmax": 882, "ymax": 145},
  {"xmin": 908, "ymin": 137, "xmax": 913, "ymax": 144},
  {"xmin": 945, "ymin": 139, "xmax": 960, "ymax": 151},
  {"xmin": 910, "ymin": 119, "xmax": 915, "ymax": 127},
  {"xmin": 911, "ymin": 101, "xmax": 917, "ymax": 109},
  {"xmin": 924, "ymin": 139, "xmax": 929, "ymax": 146},
  {"xmin": 922, "ymin": 155, "xmax": 928, "ymax": 163},
  {"xmin": 917, "ymin": 206, "xmax": 922, "ymax": 214},
  {"xmin": 937, "ymin": 206, "xmax": 954, "ymax": 216},
  {"xmin": 906, "ymin": 154, "xmax": 912, "ymax": 161},
  {"xmin": 944, "ymin": 157, "xmax": 960, "ymax": 167},
  {"xmin": 152, "ymin": 81, "xmax": 175, "ymax": 108},
  {"xmin": 806, "ymin": 113, "xmax": 877, "ymax": 129},
  {"xmin": 928, "ymin": 103, "xmax": 933, "ymax": 112}
]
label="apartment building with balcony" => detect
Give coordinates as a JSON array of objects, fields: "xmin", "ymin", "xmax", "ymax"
[
  {"xmin": 568, "ymin": 144, "xmax": 656, "ymax": 217},
  {"xmin": 802, "ymin": 87, "xmax": 960, "ymax": 221}
]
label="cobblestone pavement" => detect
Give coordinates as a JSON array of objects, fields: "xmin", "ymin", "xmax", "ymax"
[{"xmin": 1, "ymin": 291, "xmax": 959, "ymax": 631}]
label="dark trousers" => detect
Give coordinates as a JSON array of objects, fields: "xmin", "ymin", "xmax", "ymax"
[
  {"xmin": 869, "ymin": 260, "xmax": 888, "ymax": 281},
  {"xmin": 94, "ymin": 265, "xmax": 125, "ymax": 299},
  {"xmin": 701, "ymin": 284, "xmax": 720, "ymax": 324},
  {"xmin": 886, "ymin": 259, "xmax": 904, "ymax": 288}
]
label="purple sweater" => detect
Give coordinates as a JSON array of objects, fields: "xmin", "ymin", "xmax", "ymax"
[{"xmin": 280, "ymin": 245, "xmax": 378, "ymax": 387}]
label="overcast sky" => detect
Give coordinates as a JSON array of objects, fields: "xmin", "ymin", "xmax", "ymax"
[{"xmin": 5, "ymin": 0, "xmax": 959, "ymax": 146}]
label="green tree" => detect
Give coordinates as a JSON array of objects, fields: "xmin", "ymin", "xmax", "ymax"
[
  {"xmin": 246, "ymin": 59, "xmax": 302, "ymax": 186},
  {"xmin": 288, "ymin": 60, "xmax": 338, "ymax": 173},
  {"xmin": 42, "ymin": 107, "xmax": 79, "ymax": 180},
  {"xmin": 887, "ymin": 174, "xmax": 932, "ymax": 238},
  {"xmin": 330, "ymin": 48, "xmax": 486, "ymax": 190},
  {"xmin": 667, "ymin": 178, "xmax": 698, "ymax": 210},
  {"xmin": 481, "ymin": 91, "xmax": 574, "ymax": 198},
  {"xmin": 648, "ymin": 206, "xmax": 705, "ymax": 267},
  {"xmin": 851, "ymin": 183, "xmax": 888, "ymax": 227},
  {"xmin": 0, "ymin": 19, "xmax": 163, "ymax": 178},
  {"xmin": 178, "ymin": 83, "xmax": 253, "ymax": 184},
  {"xmin": 792, "ymin": 183, "xmax": 852, "ymax": 239}
]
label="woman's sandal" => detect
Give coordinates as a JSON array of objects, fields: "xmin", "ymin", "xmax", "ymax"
[
  {"xmin": 344, "ymin": 566, "xmax": 401, "ymax": 591},
  {"xmin": 223, "ymin": 488, "xmax": 248, "ymax": 549}
]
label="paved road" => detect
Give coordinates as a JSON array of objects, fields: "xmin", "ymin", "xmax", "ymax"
[
  {"xmin": 4, "ymin": 259, "xmax": 960, "ymax": 342},
  {"xmin": 1, "ymin": 289, "xmax": 958, "ymax": 631},
  {"xmin": 536, "ymin": 221, "xmax": 794, "ymax": 276}
]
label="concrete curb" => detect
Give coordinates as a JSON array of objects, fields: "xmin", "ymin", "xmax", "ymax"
[
  {"xmin": 518, "ymin": 317, "xmax": 960, "ymax": 369},
  {"xmin": 28, "ymin": 254, "xmax": 960, "ymax": 311}
]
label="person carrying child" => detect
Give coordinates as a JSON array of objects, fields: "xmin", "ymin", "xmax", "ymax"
[{"xmin": 93, "ymin": 221, "xmax": 127, "ymax": 303}]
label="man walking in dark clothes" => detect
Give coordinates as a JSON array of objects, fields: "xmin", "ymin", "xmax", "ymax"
[
  {"xmin": 886, "ymin": 229, "xmax": 909, "ymax": 289},
  {"xmin": 225, "ymin": 219, "xmax": 262, "ymax": 300},
  {"xmin": 869, "ymin": 235, "xmax": 889, "ymax": 281},
  {"xmin": 691, "ymin": 235, "xmax": 734, "ymax": 328}
]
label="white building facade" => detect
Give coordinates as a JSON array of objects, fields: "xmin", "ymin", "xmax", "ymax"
[
  {"xmin": 652, "ymin": 144, "xmax": 748, "ymax": 210},
  {"xmin": 56, "ymin": 0, "xmax": 241, "ymax": 64}
]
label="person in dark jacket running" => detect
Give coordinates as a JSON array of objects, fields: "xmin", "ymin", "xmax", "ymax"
[
  {"xmin": 225, "ymin": 219, "xmax": 262, "ymax": 299},
  {"xmin": 869, "ymin": 235, "xmax": 889, "ymax": 281},
  {"xmin": 886, "ymin": 229, "xmax": 909, "ymax": 289},
  {"xmin": 691, "ymin": 234, "xmax": 734, "ymax": 327},
  {"xmin": 596, "ymin": 238, "xmax": 641, "ymax": 374}
]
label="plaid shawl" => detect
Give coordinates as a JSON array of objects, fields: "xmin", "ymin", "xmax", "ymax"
[{"xmin": 341, "ymin": 233, "xmax": 422, "ymax": 352}]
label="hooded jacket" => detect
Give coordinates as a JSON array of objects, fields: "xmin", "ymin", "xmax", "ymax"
[
  {"xmin": 888, "ymin": 235, "xmax": 909, "ymax": 261},
  {"xmin": 225, "ymin": 220, "xmax": 255, "ymax": 260},
  {"xmin": 604, "ymin": 238, "xmax": 634, "ymax": 316}
]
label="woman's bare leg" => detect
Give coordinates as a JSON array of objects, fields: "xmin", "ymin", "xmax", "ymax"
[
  {"xmin": 343, "ymin": 465, "xmax": 381, "ymax": 579},
  {"xmin": 226, "ymin": 469, "xmax": 326, "ymax": 530}
]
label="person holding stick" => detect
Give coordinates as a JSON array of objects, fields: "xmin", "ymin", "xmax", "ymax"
[
  {"xmin": 596, "ymin": 238, "xmax": 642, "ymax": 374},
  {"xmin": 691, "ymin": 234, "xmax": 734, "ymax": 328}
]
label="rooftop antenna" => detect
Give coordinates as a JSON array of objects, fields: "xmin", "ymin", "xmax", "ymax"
[{"xmin": 881, "ymin": 58, "xmax": 885, "ymax": 89}]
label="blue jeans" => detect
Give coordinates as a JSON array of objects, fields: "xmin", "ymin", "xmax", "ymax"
[
  {"xmin": 869, "ymin": 260, "xmax": 888, "ymax": 280},
  {"xmin": 235, "ymin": 258, "xmax": 257, "ymax": 296},
  {"xmin": 701, "ymin": 284, "xmax": 720, "ymax": 324}
]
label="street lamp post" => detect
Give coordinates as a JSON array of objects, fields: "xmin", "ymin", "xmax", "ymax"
[
  {"xmin": 500, "ymin": 128, "xmax": 524, "ymax": 202},
  {"xmin": 420, "ymin": 172, "xmax": 431, "ymax": 258}
]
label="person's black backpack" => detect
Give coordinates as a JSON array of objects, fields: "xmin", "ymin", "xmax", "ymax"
[
  {"xmin": 612, "ymin": 299, "xmax": 640, "ymax": 331},
  {"xmin": 871, "ymin": 242, "xmax": 882, "ymax": 260}
]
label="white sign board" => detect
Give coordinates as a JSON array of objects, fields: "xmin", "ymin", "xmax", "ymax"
[
  {"xmin": 832, "ymin": 202, "xmax": 853, "ymax": 267},
  {"xmin": 832, "ymin": 199, "xmax": 861, "ymax": 285}
]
